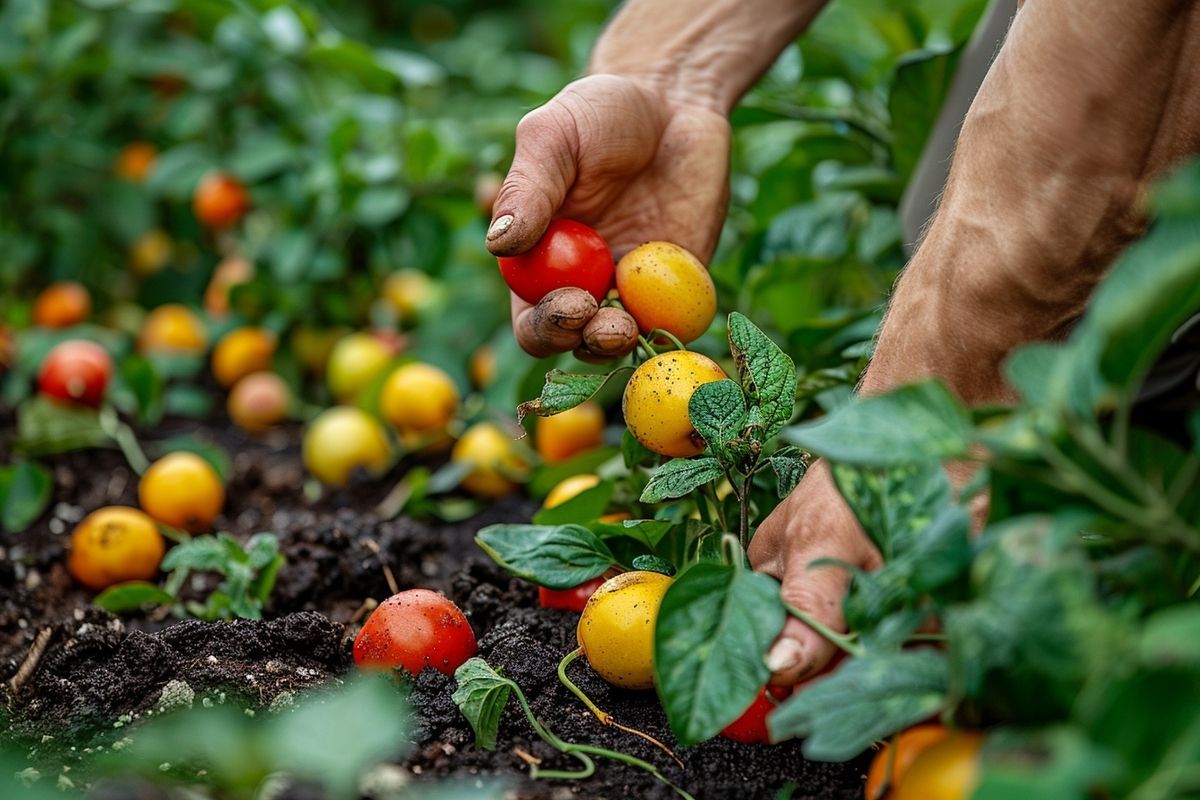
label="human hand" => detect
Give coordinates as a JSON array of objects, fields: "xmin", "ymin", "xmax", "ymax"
[{"xmin": 486, "ymin": 74, "xmax": 730, "ymax": 358}]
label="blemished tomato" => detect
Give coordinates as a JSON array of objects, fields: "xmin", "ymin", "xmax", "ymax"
[
  {"xmin": 543, "ymin": 473, "xmax": 601, "ymax": 509},
  {"xmin": 497, "ymin": 218, "xmax": 614, "ymax": 304},
  {"xmin": 354, "ymin": 589, "xmax": 477, "ymax": 676},
  {"xmin": 379, "ymin": 362, "xmax": 459, "ymax": 433},
  {"xmin": 32, "ymin": 281, "xmax": 91, "ymax": 329},
  {"xmin": 326, "ymin": 332, "xmax": 394, "ymax": 402},
  {"xmin": 577, "ymin": 570, "xmax": 672, "ymax": 689},
  {"xmin": 227, "ymin": 371, "xmax": 291, "ymax": 433},
  {"xmin": 892, "ymin": 731, "xmax": 983, "ymax": 800},
  {"xmin": 539, "ymin": 576, "xmax": 605, "ymax": 613},
  {"xmin": 138, "ymin": 304, "xmax": 208, "ymax": 355},
  {"xmin": 193, "ymin": 171, "xmax": 250, "ymax": 229},
  {"xmin": 303, "ymin": 406, "xmax": 392, "ymax": 486},
  {"xmin": 721, "ymin": 685, "xmax": 792, "ymax": 744},
  {"xmin": 37, "ymin": 340, "xmax": 113, "ymax": 408},
  {"xmin": 450, "ymin": 422, "xmax": 529, "ymax": 498},
  {"xmin": 115, "ymin": 141, "xmax": 157, "ymax": 183},
  {"xmin": 616, "ymin": 242, "xmax": 717, "ymax": 344},
  {"xmin": 138, "ymin": 452, "xmax": 225, "ymax": 533},
  {"xmin": 211, "ymin": 327, "xmax": 276, "ymax": 388},
  {"xmin": 622, "ymin": 351, "xmax": 727, "ymax": 458},
  {"xmin": 68, "ymin": 506, "xmax": 166, "ymax": 590},
  {"xmin": 536, "ymin": 401, "xmax": 605, "ymax": 464}
]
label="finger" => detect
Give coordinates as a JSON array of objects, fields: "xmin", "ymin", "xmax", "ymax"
[
  {"xmin": 487, "ymin": 106, "xmax": 578, "ymax": 257},
  {"xmin": 581, "ymin": 307, "xmax": 638, "ymax": 360},
  {"xmin": 766, "ymin": 557, "xmax": 854, "ymax": 686},
  {"xmin": 513, "ymin": 288, "xmax": 597, "ymax": 358}
]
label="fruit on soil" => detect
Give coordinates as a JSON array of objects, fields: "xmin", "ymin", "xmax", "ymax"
[
  {"xmin": 138, "ymin": 452, "xmax": 225, "ymax": 533},
  {"xmin": 576, "ymin": 570, "xmax": 672, "ymax": 689},
  {"xmin": 303, "ymin": 406, "xmax": 392, "ymax": 486},
  {"xmin": 543, "ymin": 473, "xmax": 601, "ymax": 509},
  {"xmin": 497, "ymin": 218, "xmax": 614, "ymax": 304},
  {"xmin": 353, "ymin": 588, "xmax": 477, "ymax": 675},
  {"xmin": 227, "ymin": 371, "xmax": 291, "ymax": 433},
  {"xmin": 32, "ymin": 281, "xmax": 91, "ymax": 329},
  {"xmin": 892, "ymin": 730, "xmax": 983, "ymax": 800},
  {"xmin": 450, "ymin": 421, "xmax": 527, "ymax": 498},
  {"xmin": 326, "ymin": 332, "xmax": 394, "ymax": 402},
  {"xmin": 67, "ymin": 506, "xmax": 166, "ymax": 590},
  {"xmin": 379, "ymin": 362, "xmax": 459, "ymax": 434},
  {"xmin": 37, "ymin": 340, "xmax": 113, "ymax": 408},
  {"xmin": 865, "ymin": 723, "xmax": 952, "ymax": 800},
  {"xmin": 115, "ymin": 141, "xmax": 157, "ymax": 183},
  {"xmin": 211, "ymin": 327, "xmax": 276, "ymax": 388},
  {"xmin": 536, "ymin": 401, "xmax": 605, "ymax": 464},
  {"xmin": 539, "ymin": 576, "xmax": 605, "ymax": 613},
  {"xmin": 138, "ymin": 304, "xmax": 208, "ymax": 355},
  {"xmin": 615, "ymin": 241, "xmax": 716, "ymax": 344},
  {"xmin": 622, "ymin": 351, "xmax": 727, "ymax": 458},
  {"xmin": 204, "ymin": 255, "xmax": 254, "ymax": 317},
  {"xmin": 129, "ymin": 229, "xmax": 173, "ymax": 277},
  {"xmin": 193, "ymin": 171, "xmax": 250, "ymax": 228},
  {"xmin": 722, "ymin": 685, "xmax": 792, "ymax": 744}
]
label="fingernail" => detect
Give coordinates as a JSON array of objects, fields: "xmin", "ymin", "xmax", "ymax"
[
  {"xmin": 487, "ymin": 214, "xmax": 514, "ymax": 241},
  {"xmin": 765, "ymin": 638, "xmax": 805, "ymax": 674}
]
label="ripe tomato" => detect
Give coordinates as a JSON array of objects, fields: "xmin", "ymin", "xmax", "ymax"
[
  {"xmin": 227, "ymin": 371, "xmax": 291, "ymax": 434},
  {"xmin": 543, "ymin": 474, "xmax": 601, "ymax": 509},
  {"xmin": 379, "ymin": 362, "xmax": 459, "ymax": 433},
  {"xmin": 721, "ymin": 685, "xmax": 792, "ymax": 744},
  {"xmin": 354, "ymin": 589, "xmax": 477, "ymax": 676},
  {"xmin": 536, "ymin": 401, "xmax": 605, "ymax": 464},
  {"xmin": 138, "ymin": 304, "xmax": 208, "ymax": 355},
  {"xmin": 892, "ymin": 731, "xmax": 983, "ymax": 800},
  {"xmin": 38, "ymin": 340, "xmax": 113, "ymax": 408},
  {"xmin": 577, "ymin": 570, "xmax": 672, "ymax": 689},
  {"xmin": 32, "ymin": 281, "xmax": 91, "ymax": 329},
  {"xmin": 622, "ymin": 351, "xmax": 727, "ymax": 458},
  {"xmin": 326, "ymin": 332, "xmax": 394, "ymax": 402},
  {"xmin": 211, "ymin": 327, "xmax": 276, "ymax": 388},
  {"xmin": 865, "ymin": 723, "xmax": 952, "ymax": 800},
  {"xmin": 193, "ymin": 171, "xmax": 250, "ymax": 229},
  {"xmin": 68, "ymin": 506, "xmax": 165, "ymax": 590},
  {"xmin": 138, "ymin": 452, "xmax": 225, "ymax": 533},
  {"xmin": 303, "ymin": 406, "xmax": 392, "ymax": 486},
  {"xmin": 450, "ymin": 422, "xmax": 529, "ymax": 498},
  {"xmin": 115, "ymin": 141, "xmax": 157, "ymax": 183},
  {"xmin": 616, "ymin": 241, "xmax": 716, "ymax": 344},
  {"xmin": 497, "ymin": 219, "xmax": 614, "ymax": 304},
  {"xmin": 539, "ymin": 576, "xmax": 605, "ymax": 613}
]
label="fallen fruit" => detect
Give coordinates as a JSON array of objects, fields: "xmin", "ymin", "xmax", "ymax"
[
  {"xmin": 138, "ymin": 452, "xmax": 225, "ymax": 533},
  {"xmin": 353, "ymin": 588, "xmax": 477, "ymax": 675},
  {"xmin": 211, "ymin": 327, "xmax": 277, "ymax": 388},
  {"xmin": 326, "ymin": 332, "xmax": 394, "ymax": 402},
  {"xmin": 539, "ymin": 576, "xmax": 605, "ymax": 613},
  {"xmin": 721, "ymin": 685, "xmax": 792, "ymax": 744},
  {"xmin": 32, "ymin": 281, "xmax": 91, "ymax": 329},
  {"xmin": 576, "ymin": 570, "xmax": 672, "ymax": 689},
  {"xmin": 68, "ymin": 506, "xmax": 166, "ymax": 590},
  {"xmin": 892, "ymin": 730, "xmax": 983, "ymax": 800},
  {"xmin": 114, "ymin": 141, "xmax": 157, "ymax": 183},
  {"xmin": 450, "ymin": 421, "xmax": 528, "ymax": 498},
  {"xmin": 379, "ymin": 362, "xmax": 459, "ymax": 434},
  {"xmin": 497, "ymin": 218, "xmax": 614, "ymax": 304},
  {"xmin": 193, "ymin": 171, "xmax": 250, "ymax": 229},
  {"xmin": 227, "ymin": 371, "xmax": 291, "ymax": 433},
  {"xmin": 129, "ymin": 229, "xmax": 173, "ymax": 277},
  {"xmin": 543, "ymin": 473, "xmax": 601, "ymax": 509},
  {"xmin": 865, "ymin": 723, "xmax": 952, "ymax": 800},
  {"xmin": 203, "ymin": 255, "xmax": 255, "ymax": 317},
  {"xmin": 622, "ymin": 351, "xmax": 727, "ymax": 458},
  {"xmin": 138, "ymin": 304, "xmax": 208, "ymax": 355},
  {"xmin": 536, "ymin": 401, "xmax": 605, "ymax": 464},
  {"xmin": 303, "ymin": 406, "xmax": 392, "ymax": 486},
  {"xmin": 37, "ymin": 340, "xmax": 113, "ymax": 408},
  {"xmin": 616, "ymin": 241, "xmax": 717, "ymax": 344}
]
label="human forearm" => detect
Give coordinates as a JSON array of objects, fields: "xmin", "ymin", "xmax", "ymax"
[
  {"xmin": 588, "ymin": 0, "xmax": 828, "ymax": 113},
  {"xmin": 863, "ymin": 0, "xmax": 1200, "ymax": 403}
]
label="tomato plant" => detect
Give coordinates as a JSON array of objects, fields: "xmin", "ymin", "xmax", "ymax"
[
  {"xmin": 497, "ymin": 219, "xmax": 614, "ymax": 304},
  {"xmin": 354, "ymin": 589, "xmax": 477, "ymax": 676}
]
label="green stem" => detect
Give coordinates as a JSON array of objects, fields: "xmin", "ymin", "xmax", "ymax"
[
  {"xmin": 99, "ymin": 407, "xmax": 150, "ymax": 474},
  {"xmin": 637, "ymin": 336, "xmax": 659, "ymax": 358},
  {"xmin": 557, "ymin": 648, "xmax": 611, "ymax": 724},
  {"xmin": 647, "ymin": 328, "xmax": 688, "ymax": 352},
  {"xmin": 784, "ymin": 603, "xmax": 865, "ymax": 658},
  {"xmin": 739, "ymin": 474, "xmax": 754, "ymax": 551}
]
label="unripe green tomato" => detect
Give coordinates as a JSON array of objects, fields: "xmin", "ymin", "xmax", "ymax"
[
  {"xmin": 622, "ymin": 351, "xmax": 726, "ymax": 458},
  {"xmin": 303, "ymin": 406, "xmax": 391, "ymax": 486},
  {"xmin": 576, "ymin": 570, "xmax": 673, "ymax": 689}
]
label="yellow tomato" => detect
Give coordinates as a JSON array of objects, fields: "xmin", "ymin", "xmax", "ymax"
[
  {"xmin": 130, "ymin": 230, "xmax": 173, "ymax": 277},
  {"xmin": 302, "ymin": 406, "xmax": 392, "ymax": 486},
  {"xmin": 382, "ymin": 269, "xmax": 437, "ymax": 321},
  {"xmin": 865, "ymin": 724, "xmax": 953, "ymax": 800},
  {"xmin": 68, "ymin": 506, "xmax": 166, "ymax": 590},
  {"xmin": 138, "ymin": 452, "xmax": 225, "ymax": 533},
  {"xmin": 577, "ymin": 571, "xmax": 672, "ymax": 689},
  {"xmin": 450, "ymin": 422, "xmax": 528, "ymax": 498},
  {"xmin": 615, "ymin": 242, "xmax": 716, "ymax": 344},
  {"xmin": 379, "ymin": 362, "xmax": 459, "ymax": 433},
  {"xmin": 138, "ymin": 304, "xmax": 208, "ymax": 355},
  {"xmin": 211, "ymin": 327, "xmax": 276, "ymax": 388},
  {"xmin": 544, "ymin": 474, "xmax": 601, "ymax": 509},
  {"xmin": 326, "ymin": 332, "xmax": 394, "ymax": 402},
  {"xmin": 893, "ymin": 731, "xmax": 983, "ymax": 800},
  {"xmin": 622, "ymin": 351, "xmax": 726, "ymax": 458},
  {"xmin": 536, "ymin": 401, "xmax": 605, "ymax": 464}
]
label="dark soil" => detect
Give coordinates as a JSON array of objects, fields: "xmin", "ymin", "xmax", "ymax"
[{"xmin": 0, "ymin": 425, "xmax": 867, "ymax": 799}]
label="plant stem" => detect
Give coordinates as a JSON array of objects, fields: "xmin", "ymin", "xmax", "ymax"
[
  {"xmin": 739, "ymin": 474, "xmax": 753, "ymax": 551},
  {"xmin": 784, "ymin": 603, "xmax": 865, "ymax": 658},
  {"xmin": 637, "ymin": 336, "xmax": 659, "ymax": 358},
  {"xmin": 647, "ymin": 328, "xmax": 688, "ymax": 352},
  {"xmin": 99, "ymin": 406, "xmax": 150, "ymax": 474}
]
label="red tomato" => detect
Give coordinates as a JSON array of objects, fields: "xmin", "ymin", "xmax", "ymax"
[
  {"xmin": 538, "ymin": 576, "xmax": 605, "ymax": 613},
  {"xmin": 497, "ymin": 219, "xmax": 614, "ymax": 304},
  {"xmin": 353, "ymin": 589, "xmax": 477, "ymax": 676},
  {"xmin": 38, "ymin": 340, "xmax": 113, "ymax": 408},
  {"xmin": 722, "ymin": 685, "xmax": 792, "ymax": 744},
  {"xmin": 193, "ymin": 171, "xmax": 250, "ymax": 229}
]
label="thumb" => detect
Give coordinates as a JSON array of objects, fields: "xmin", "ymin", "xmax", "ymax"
[
  {"xmin": 765, "ymin": 556, "xmax": 854, "ymax": 686},
  {"xmin": 487, "ymin": 106, "xmax": 578, "ymax": 257}
]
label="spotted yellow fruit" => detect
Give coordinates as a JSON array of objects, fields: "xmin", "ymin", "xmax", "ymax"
[
  {"xmin": 615, "ymin": 242, "xmax": 716, "ymax": 344},
  {"xmin": 577, "ymin": 570, "xmax": 673, "ymax": 689},
  {"xmin": 622, "ymin": 351, "xmax": 726, "ymax": 458}
]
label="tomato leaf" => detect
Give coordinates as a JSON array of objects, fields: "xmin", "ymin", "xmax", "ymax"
[
  {"xmin": 655, "ymin": 563, "xmax": 787, "ymax": 745},
  {"xmin": 517, "ymin": 367, "xmax": 632, "ymax": 424},
  {"xmin": 0, "ymin": 461, "xmax": 53, "ymax": 533},
  {"xmin": 768, "ymin": 447, "xmax": 808, "ymax": 498},
  {"xmin": 640, "ymin": 457, "xmax": 724, "ymax": 503},
  {"xmin": 93, "ymin": 581, "xmax": 176, "ymax": 613},
  {"xmin": 14, "ymin": 396, "xmax": 112, "ymax": 456},
  {"xmin": 621, "ymin": 428, "xmax": 656, "ymax": 468},
  {"xmin": 532, "ymin": 481, "xmax": 614, "ymax": 525},
  {"xmin": 889, "ymin": 45, "xmax": 962, "ymax": 182},
  {"xmin": 783, "ymin": 381, "xmax": 972, "ymax": 466},
  {"xmin": 728, "ymin": 312, "xmax": 797, "ymax": 438},
  {"xmin": 769, "ymin": 649, "xmax": 949, "ymax": 760},
  {"xmin": 688, "ymin": 379, "xmax": 749, "ymax": 463},
  {"xmin": 830, "ymin": 462, "xmax": 953, "ymax": 560},
  {"xmin": 475, "ymin": 524, "xmax": 615, "ymax": 589},
  {"xmin": 451, "ymin": 658, "xmax": 515, "ymax": 751}
]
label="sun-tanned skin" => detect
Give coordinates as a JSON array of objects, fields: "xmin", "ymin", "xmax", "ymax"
[{"xmin": 487, "ymin": 0, "xmax": 1200, "ymax": 685}]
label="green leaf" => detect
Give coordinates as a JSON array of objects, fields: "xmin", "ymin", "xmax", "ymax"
[
  {"xmin": 475, "ymin": 524, "xmax": 616, "ymax": 589},
  {"xmin": 162, "ymin": 535, "xmax": 230, "ymax": 573},
  {"xmin": 517, "ymin": 368, "xmax": 631, "ymax": 424},
  {"xmin": 1139, "ymin": 604, "xmax": 1200, "ymax": 667},
  {"xmin": 451, "ymin": 658, "xmax": 515, "ymax": 751},
  {"xmin": 596, "ymin": 518, "xmax": 676, "ymax": 549},
  {"xmin": 622, "ymin": 428, "xmax": 656, "ymax": 468},
  {"xmin": 768, "ymin": 448, "xmax": 808, "ymax": 498},
  {"xmin": 630, "ymin": 554, "xmax": 675, "ymax": 576},
  {"xmin": 688, "ymin": 379, "xmax": 748, "ymax": 462},
  {"xmin": 0, "ymin": 461, "xmax": 52, "ymax": 533},
  {"xmin": 533, "ymin": 481, "xmax": 614, "ymax": 525},
  {"xmin": 889, "ymin": 46, "xmax": 963, "ymax": 182},
  {"xmin": 116, "ymin": 356, "xmax": 164, "ymax": 426},
  {"xmin": 783, "ymin": 381, "xmax": 972, "ymax": 466},
  {"xmin": 655, "ymin": 563, "xmax": 787, "ymax": 745},
  {"xmin": 769, "ymin": 649, "xmax": 949, "ymax": 760},
  {"xmin": 640, "ymin": 457, "xmax": 724, "ymax": 503},
  {"xmin": 830, "ymin": 462, "xmax": 953, "ymax": 560},
  {"xmin": 93, "ymin": 581, "xmax": 176, "ymax": 614},
  {"xmin": 728, "ymin": 312, "xmax": 797, "ymax": 437},
  {"xmin": 15, "ymin": 396, "xmax": 111, "ymax": 456},
  {"xmin": 975, "ymin": 727, "xmax": 1123, "ymax": 800},
  {"xmin": 355, "ymin": 186, "xmax": 410, "ymax": 227}
]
